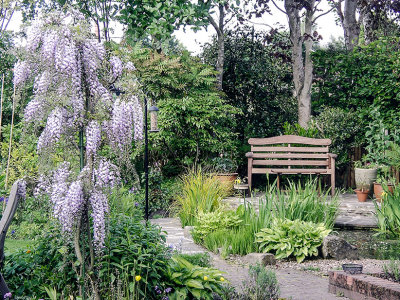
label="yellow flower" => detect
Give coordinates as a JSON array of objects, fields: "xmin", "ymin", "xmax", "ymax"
[
  {"xmin": 203, "ymin": 276, "xmax": 208, "ymax": 281},
  {"xmin": 235, "ymin": 178, "xmax": 241, "ymax": 184},
  {"xmin": 26, "ymin": 250, "xmax": 31, "ymax": 254},
  {"xmin": 382, "ymin": 191, "xmax": 387, "ymax": 197},
  {"xmin": 220, "ymin": 277, "xmax": 225, "ymax": 281},
  {"xmin": 135, "ymin": 275, "xmax": 141, "ymax": 282}
]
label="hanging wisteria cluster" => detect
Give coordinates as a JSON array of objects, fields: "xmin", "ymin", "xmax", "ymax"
[{"xmin": 16, "ymin": 11, "xmax": 143, "ymax": 248}]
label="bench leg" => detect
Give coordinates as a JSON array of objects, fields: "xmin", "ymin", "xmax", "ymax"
[
  {"xmin": 247, "ymin": 158, "xmax": 253, "ymax": 196},
  {"xmin": 277, "ymin": 174, "xmax": 280, "ymax": 190},
  {"xmin": 331, "ymin": 171, "xmax": 335, "ymax": 196}
]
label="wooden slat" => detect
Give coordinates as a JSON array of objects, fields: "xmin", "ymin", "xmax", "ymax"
[
  {"xmin": 252, "ymin": 168, "xmax": 329, "ymax": 174},
  {"xmin": 251, "ymin": 146, "xmax": 329, "ymax": 153},
  {"xmin": 252, "ymin": 153, "xmax": 329, "ymax": 159},
  {"xmin": 248, "ymin": 135, "xmax": 331, "ymax": 146},
  {"xmin": 252, "ymin": 160, "xmax": 329, "ymax": 166}
]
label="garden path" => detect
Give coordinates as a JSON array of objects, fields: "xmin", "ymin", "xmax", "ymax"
[
  {"xmin": 224, "ymin": 193, "xmax": 377, "ymax": 229},
  {"xmin": 150, "ymin": 218, "xmax": 348, "ymax": 300}
]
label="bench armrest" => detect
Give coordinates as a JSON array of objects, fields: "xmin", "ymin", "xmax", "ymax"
[
  {"xmin": 328, "ymin": 153, "xmax": 337, "ymax": 159},
  {"xmin": 246, "ymin": 152, "xmax": 253, "ymax": 158}
]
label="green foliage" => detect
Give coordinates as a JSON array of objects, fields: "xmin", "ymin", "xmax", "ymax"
[
  {"xmin": 256, "ymin": 219, "xmax": 331, "ymax": 263},
  {"xmin": 98, "ymin": 212, "xmax": 170, "ymax": 299},
  {"xmin": 375, "ymin": 184, "xmax": 400, "ymax": 238},
  {"xmin": 314, "ymin": 107, "xmax": 364, "ymax": 167},
  {"xmin": 122, "ymin": 46, "xmax": 239, "ymax": 173},
  {"xmin": 164, "ymin": 255, "xmax": 226, "ymax": 300},
  {"xmin": 175, "ymin": 168, "xmax": 230, "ymax": 227},
  {"xmin": 364, "ymin": 108, "xmax": 400, "ymax": 166},
  {"xmin": 211, "ymin": 157, "xmax": 238, "ymax": 173},
  {"xmin": 192, "ymin": 210, "xmax": 242, "ymax": 243},
  {"xmin": 3, "ymin": 223, "xmax": 78, "ymax": 298},
  {"xmin": 265, "ymin": 179, "xmax": 339, "ymax": 229},
  {"xmin": 383, "ymin": 260, "xmax": 400, "ymax": 282},
  {"xmin": 312, "ymin": 37, "xmax": 400, "ymax": 126},
  {"xmin": 240, "ymin": 264, "xmax": 280, "ymax": 300},
  {"xmin": 175, "ymin": 253, "xmax": 212, "ymax": 268},
  {"xmin": 283, "ymin": 122, "xmax": 319, "ymax": 138},
  {"xmin": 202, "ymin": 27, "xmax": 295, "ymax": 146}
]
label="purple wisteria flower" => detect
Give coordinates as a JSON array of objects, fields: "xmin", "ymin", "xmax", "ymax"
[
  {"xmin": 110, "ymin": 56, "xmax": 123, "ymax": 80},
  {"xmin": 86, "ymin": 121, "xmax": 101, "ymax": 156}
]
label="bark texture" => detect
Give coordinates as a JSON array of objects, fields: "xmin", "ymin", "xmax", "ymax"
[
  {"xmin": 334, "ymin": 0, "xmax": 360, "ymax": 50},
  {"xmin": 284, "ymin": 0, "xmax": 315, "ymax": 128},
  {"xmin": 209, "ymin": 3, "xmax": 225, "ymax": 90}
]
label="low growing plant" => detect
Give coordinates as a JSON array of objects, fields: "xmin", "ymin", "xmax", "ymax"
[
  {"xmin": 256, "ymin": 218, "xmax": 331, "ymax": 263},
  {"xmin": 164, "ymin": 255, "xmax": 227, "ymax": 299},
  {"xmin": 240, "ymin": 264, "xmax": 280, "ymax": 300},
  {"xmin": 192, "ymin": 210, "xmax": 242, "ymax": 243},
  {"xmin": 383, "ymin": 260, "xmax": 400, "ymax": 282}
]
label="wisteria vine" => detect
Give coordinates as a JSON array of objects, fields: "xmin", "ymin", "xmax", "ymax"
[{"xmin": 16, "ymin": 11, "xmax": 143, "ymax": 249}]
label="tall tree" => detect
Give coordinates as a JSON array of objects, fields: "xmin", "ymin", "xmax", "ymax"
[{"xmin": 331, "ymin": 0, "xmax": 360, "ymax": 50}]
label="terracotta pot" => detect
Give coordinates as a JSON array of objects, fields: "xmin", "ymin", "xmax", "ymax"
[
  {"xmin": 215, "ymin": 173, "xmax": 238, "ymax": 184},
  {"xmin": 354, "ymin": 189, "xmax": 369, "ymax": 202},
  {"xmin": 373, "ymin": 183, "xmax": 394, "ymax": 202}
]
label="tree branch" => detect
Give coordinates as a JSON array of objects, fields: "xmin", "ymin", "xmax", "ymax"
[
  {"xmin": 208, "ymin": 15, "xmax": 222, "ymax": 36},
  {"xmin": 271, "ymin": 0, "xmax": 287, "ymax": 15},
  {"xmin": 313, "ymin": 6, "xmax": 335, "ymax": 23}
]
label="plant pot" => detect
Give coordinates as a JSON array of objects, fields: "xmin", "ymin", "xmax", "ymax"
[
  {"xmin": 215, "ymin": 173, "xmax": 238, "ymax": 185},
  {"xmin": 354, "ymin": 168, "xmax": 377, "ymax": 191},
  {"xmin": 373, "ymin": 182, "xmax": 394, "ymax": 202},
  {"xmin": 354, "ymin": 189, "xmax": 369, "ymax": 202}
]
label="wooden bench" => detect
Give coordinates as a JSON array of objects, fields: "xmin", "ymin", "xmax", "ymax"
[{"xmin": 246, "ymin": 135, "xmax": 337, "ymax": 195}]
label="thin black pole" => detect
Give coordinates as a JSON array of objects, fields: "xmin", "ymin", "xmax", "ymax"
[
  {"xmin": 144, "ymin": 96, "xmax": 149, "ymax": 221},
  {"xmin": 78, "ymin": 128, "xmax": 85, "ymax": 300}
]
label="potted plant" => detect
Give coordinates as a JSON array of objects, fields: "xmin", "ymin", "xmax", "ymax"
[
  {"xmin": 354, "ymin": 158, "xmax": 378, "ymax": 192},
  {"xmin": 373, "ymin": 166, "xmax": 395, "ymax": 202},
  {"xmin": 354, "ymin": 182, "xmax": 370, "ymax": 202},
  {"xmin": 211, "ymin": 156, "xmax": 238, "ymax": 186}
]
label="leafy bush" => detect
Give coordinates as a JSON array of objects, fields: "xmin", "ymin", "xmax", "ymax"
[
  {"xmin": 192, "ymin": 210, "xmax": 242, "ymax": 243},
  {"xmin": 175, "ymin": 168, "xmax": 230, "ymax": 227},
  {"xmin": 265, "ymin": 179, "xmax": 339, "ymax": 229},
  {"xmin": 164, "ymin": 255, "xmax": 226, "ymax": 300},
  {"xmin": 98, "ymin": 212, "xmax": 171, "ymax": 299},
  {"xmin": 240, "ymin": 264, "xmax": 280, "ymax": 300},
  {"xmin": 314, "ymin": 107, "xmax": 364, "ymax": 168},
  {"xmin": 256, "ymin": 219, "xmax": 331, "ymax": 263},
  {"xmin": 375, "ymin": 184, "xmax": 400, "ymax": 238},
  {"xmin": 283, "ymin": 121, "xmax": 319, "ymax": 138},
  {"xmin": 4, "ymin": 223, "xmax": 78, "ymax": 298}
]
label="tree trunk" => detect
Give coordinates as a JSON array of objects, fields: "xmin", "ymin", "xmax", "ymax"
[
  {"xmin": 285, "ymin": 0, "xmax": 315, "ymax": 128},
  {"xmin": 343, "ymin": 0, "xmax": 360, "ymax": 50},
  {"xmin": 209, "ymin": 3, "xmax": 225, "ymax": 91}
]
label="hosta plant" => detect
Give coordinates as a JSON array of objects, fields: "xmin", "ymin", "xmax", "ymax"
[
  {"xmin": 164, "ymin": 255, "xmax": 227, "ymax": 300},
  {"xmin": 255, "ymin": 219, "xmax": 331, "ymax": 263},
  {"xmin": 192, "ymin": 209, "xmax": 242, "ymax": 243}
]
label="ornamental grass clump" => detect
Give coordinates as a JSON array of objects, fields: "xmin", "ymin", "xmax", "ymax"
[
  {"xmin": 176, "ymin": 168, "xmax": 230, "ymax": 226},
  {"xmin": 255, "ymin": 218, "xmax": 331, "ymax": 263},
  {"xmin": 264, "ymin": 178, "xmax": 339, "ymax": 229},
  {"xmin": 375, "ymin": 183, "xmax": 400, "ymax": 238}
]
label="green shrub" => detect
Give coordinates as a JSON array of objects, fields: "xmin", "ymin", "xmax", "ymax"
[
  {"xmin": 241, "ymin": 264, "xmax": 280, "ymax": 300},
  {"xmin": 256, "ymin": 219, "xmax": 331, "ymax": 263},
  {"xmin": 175, "ymin": 168, "xmax": 230, "ymax": 227},
  {"xmin": 375, "ymin": 184, "xmax": 400, "ymax": 238},
  {"xmin": 164, "ymin": 255, "xmax": 226, "ymax": 299},
  {"xmin": 192, "ymin": 210, "xmax": 242, "ymax": 243},
  {"xmin": 265, "ymin": 179, "xmax": 339, "ymax": 229},
  {"xmin": 3, "ymin": 223, "xmax": 78, "ymax": 298},
  {"xmin": 283, "ymin": 121, "xmax": 319, "ymax": 138},
  {"xmin": 98, "ymin": 212, "xmax": 171, "ymax": 299}
]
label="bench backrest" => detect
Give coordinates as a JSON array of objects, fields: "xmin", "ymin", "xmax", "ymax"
[{"xmin": 248, "ymin": 135, "xmax": 332, "ymax": 174}]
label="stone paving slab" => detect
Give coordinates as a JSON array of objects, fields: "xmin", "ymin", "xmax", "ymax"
[
  {"xmin": 151, "ymin": 217, "xmax": 348, "ymax": 299},
  {"xmin": 224, "ymin": 193, "xmax": 378, "ymax": 229}
]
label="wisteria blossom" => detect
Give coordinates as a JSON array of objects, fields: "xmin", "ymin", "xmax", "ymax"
[{"xmin": 17, "ymin": 11, "xmax": 143, "ymax": 252}]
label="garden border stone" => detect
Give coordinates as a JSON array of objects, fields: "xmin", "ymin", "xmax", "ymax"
[{"xmin": 328, "ymin": 270, "xmax": 400, "ymax": 300}]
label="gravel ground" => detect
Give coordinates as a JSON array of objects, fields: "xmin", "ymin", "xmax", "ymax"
[{"xmin": 226, "ymin": 255, "xmax": 388, "ymax": 277}]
